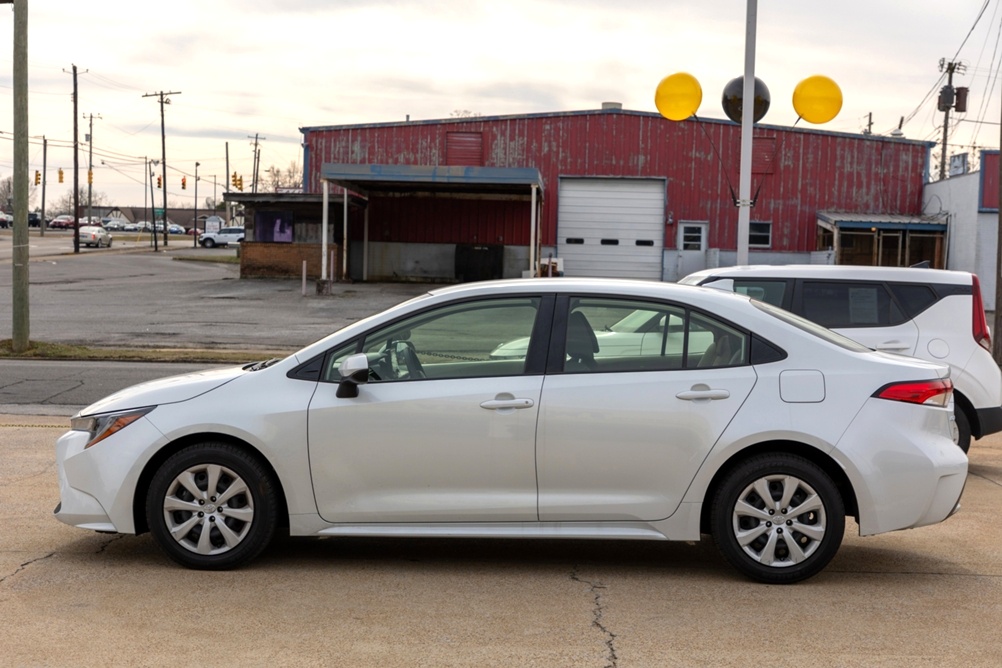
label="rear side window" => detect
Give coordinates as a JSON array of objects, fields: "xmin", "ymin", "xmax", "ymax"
[
  {"xmin": 888, "ymin": 283, "xmax": 938, "ymax": 318},
  {"xmin": 800, "ymin": 281, "xmax": 905, "ymax": 328}
]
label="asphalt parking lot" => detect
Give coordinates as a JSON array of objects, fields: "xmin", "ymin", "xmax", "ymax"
[
  {"xmin": 3, "ymin": 236, "xmax": 1002, "ymax": 665},
  {"xmin": 2, "ymin": 414, "xmax": 1001, "ymax": 666}
]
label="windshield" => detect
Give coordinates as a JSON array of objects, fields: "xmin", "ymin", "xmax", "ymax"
[{"xmin": 752, "ymin": 300, "xmax": 872, "ymax": 352}]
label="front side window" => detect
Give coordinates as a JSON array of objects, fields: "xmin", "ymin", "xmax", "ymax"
[
  {"xmin": 562, "ymin": 298, "xmax": 748, "ymax": 372},
  {"xmin": 334, "ymin": 297, "xmax": 541, "ymax": 382},
  {"xmin": 733, "ymin": 279, "xmax": 788, "ymax": 307}
]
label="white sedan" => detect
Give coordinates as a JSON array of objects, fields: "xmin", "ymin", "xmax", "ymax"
[
  {"xmin": 77, "ymin": 225, "xmax": 112, "ymax": 248},
  {"xmin": 53, "ymin": 278, "xmax": 966, "ymax": 583}
]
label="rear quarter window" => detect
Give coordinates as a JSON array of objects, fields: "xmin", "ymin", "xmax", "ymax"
[{"xmin": 888, "ymin": 283, "xmax": 938, "ymax": 318}]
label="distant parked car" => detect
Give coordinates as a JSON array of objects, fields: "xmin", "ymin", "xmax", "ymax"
[
  {"xmin": 122, "ymin": 222, "xmax": 140, "ymax": 232},
  {"xmin": 49, "ymin": 215, "xmax": 76, "ymax": 229},
  {"xmin": 28, "ymin": 213, "xmax": 41, "ymax": 227},
  {"xmin": 167, "ymin": 224, "xmax": 185, "ymax": 235},
  {"xmin": 199, "ymin": 226, "xmax": 244, "ymax": 247},
  {"xmin": 0, "ymin": 212, "xmax": 12, "ymax": 228},
  {"xmin": 77, "ymin": 225, "xmax": 112, "ymax": 248},
  {"xmin": 103, "ymin": 219, "xmax": 127, "ymax": 231}
]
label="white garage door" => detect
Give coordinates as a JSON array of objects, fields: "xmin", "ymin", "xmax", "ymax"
[{"xmin": 557, "ymin": 178, "xmax": 666, "ymax": 279}]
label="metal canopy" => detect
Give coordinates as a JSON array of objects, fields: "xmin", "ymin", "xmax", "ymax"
[
  {"xmin": 817, "ymin": 211, "xmax": 947, "ymax": 232},
  {"xmin": 319, "ymin": 163, "xmax": 544, "ymax": 198}
]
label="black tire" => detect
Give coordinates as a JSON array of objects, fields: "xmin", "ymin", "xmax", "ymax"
[
  {"xmin": 711, "ymin": 453, "xmax": 844, "ymax": 584},
  {"xmin": 954, "ymin": 407, "xmax": 971, "ymax": 454},
  {"xmin": 145, "ymin": 443, "xmax": 278, "ymax": 570},
  {"xmin": 203, "ymin": 238, "xmax": 216, "ymax": 248}
]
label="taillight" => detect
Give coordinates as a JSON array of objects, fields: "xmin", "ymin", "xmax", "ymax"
[
  {"xmin": 874, "ymin": 379, "xmax": 953, "ymax": 407},
  {"xmin": 971, "ymin": 274, "xmax": 992, "ymax": 352}
]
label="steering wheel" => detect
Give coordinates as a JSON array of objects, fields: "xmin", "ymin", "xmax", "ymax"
[{"xmin": 389, "ymin": 340, "xmax": 425, "ymax": 379}]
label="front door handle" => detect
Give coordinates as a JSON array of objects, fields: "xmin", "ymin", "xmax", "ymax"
[{"xmin": 480, "ymin": 398, "xmax": 535, "ymax": 410}]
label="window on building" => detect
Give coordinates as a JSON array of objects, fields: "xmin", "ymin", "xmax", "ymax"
[{"xmin": 749, "ymin": 221, "xmax": 772, "ymax": 248}]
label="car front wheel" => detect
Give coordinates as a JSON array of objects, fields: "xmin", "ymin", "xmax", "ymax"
[
  {"xmin": 711, "ymin": 453, "xmax": 844, "ymax": 584},
  {"xmin": 202, "ymin": 238, "xmax": 216, "ymax": 248},
  {"xmin": 146, "ymin": 443, "xmax": 278, "ymax": 570}
]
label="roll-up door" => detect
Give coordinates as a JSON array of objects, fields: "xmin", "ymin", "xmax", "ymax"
[{"xmin": 557, "ymin": 178, "xmax": 665, "ymax": 279}]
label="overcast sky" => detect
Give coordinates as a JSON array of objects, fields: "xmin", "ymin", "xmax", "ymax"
[{"xmin": 0, "ymin": 0, "xmax": 999, "ymax": 209}]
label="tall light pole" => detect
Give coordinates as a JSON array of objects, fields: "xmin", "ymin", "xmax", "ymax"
[
  {"xmin": 193, "ymin": 162, "xmax": 200, "ymax": 248},
  {"xmin": 735, "ymin": 0, "xmax": 758, "ymax": 265}
]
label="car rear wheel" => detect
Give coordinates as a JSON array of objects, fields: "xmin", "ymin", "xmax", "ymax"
[
  {"xmin": 146, "ymin": 443, "xmax": 278, "ymax": 570},
  {"xmin": 712, "ymin": 453, "xmax": 844, "ymax": 584}
]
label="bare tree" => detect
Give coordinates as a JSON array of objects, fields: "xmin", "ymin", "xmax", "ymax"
[
  {"xmin": 0, "ymin": 175, "xmax": 39, "ymax": 211},
  {"xmin": 261, "ymin": 161, "xmax": 302, "ymax": 192},
  {"xmin": 450, "ymin": 110, "xmax": 481, "ymax": 118},
  {"xmin": 52, "ymin": 187, "xmax": 107, "ymax": 216}
]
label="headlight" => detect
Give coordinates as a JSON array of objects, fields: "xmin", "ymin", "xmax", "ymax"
[{"xmin": 71, "ymin": 407, "xmax": 155, "ymax": 449}]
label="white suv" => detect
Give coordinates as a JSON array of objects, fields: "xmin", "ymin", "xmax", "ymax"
[
  {"xmin": 198, "ymin": 226, "xmax": 244, "ymax": 248},
  {"xmin": 681, "ymin": 265, "xmax": 1002, "ymax": 453}
]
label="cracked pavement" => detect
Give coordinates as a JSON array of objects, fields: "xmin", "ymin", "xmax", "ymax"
[{"xmin": 2, "ymin": 414, "xmax": 1002, "ymax": 666}]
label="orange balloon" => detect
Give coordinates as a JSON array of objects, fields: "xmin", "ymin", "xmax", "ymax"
[
  {"xmin": 793, "ymin": 75, "xmax": 843, "ymax": 124},
  {"xmin": 655, "ymin": 73, "xmax": 702, "ymax": 121}
]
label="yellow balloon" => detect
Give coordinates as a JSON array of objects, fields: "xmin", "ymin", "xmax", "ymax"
[
  {"xmin": 793, "ymin": 75, "xmax": 843, "ymax": 124},
  {"xmin": 655, "ymin": 72, "xmax": 702, "ymax": 122}
]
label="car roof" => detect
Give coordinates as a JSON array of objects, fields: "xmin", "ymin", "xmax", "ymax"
[
  {"xmin": 426, "ymin": 277, "xmax": 751, "ymax": 303},
  {"xmin": 683, "ymin": 264, "xmax": 972, "ymax": 285}
]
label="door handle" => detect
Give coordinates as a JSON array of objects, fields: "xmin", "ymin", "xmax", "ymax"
[
  {"xmin": 676, "ymin": 388, "xmax": 730, "ymax": 401},
  {"xmin": 480, "ymin": 398, "xmax": 535, "ymax": 410}
]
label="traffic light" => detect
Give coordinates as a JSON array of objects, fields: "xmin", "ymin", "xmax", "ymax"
[
  {"xmin": 58, "ymin": 168, "xmax": 64, "ymax": 183},
  {"xmin": 34, "ymin": 170, "xmax": 40, "ymax": 185},
  {"xmin": 236, "ymin": 175, "xmax": 244, "ymax": 191},
  {"xmin": 181, "ymin": 176, "xmax": 187, "ymax": 190},
  {"xmin": 231, "ymin": 171, "xmax": 238, "ymax": 188},
  {"xmin": 87, "ymin": 169, "xmax": 93, "ymax": 185},
  {"xmin": 157, "ymin": 175, "xmax": 162, "ymax": 189}
]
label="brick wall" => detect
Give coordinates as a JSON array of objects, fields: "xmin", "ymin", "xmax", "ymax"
[{"xmin": 240, "ymin": 242, "xmax": 343, "ymax": 279}]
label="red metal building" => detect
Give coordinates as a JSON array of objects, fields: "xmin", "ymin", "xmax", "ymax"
[{"xmin": 295, "ymin": 106, "xmax": 934, "ymax": 281}]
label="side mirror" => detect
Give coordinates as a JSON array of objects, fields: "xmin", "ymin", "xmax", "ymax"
[{"xmin": 336, "ymin": 353, "xmax": 370, "ymax": 398}]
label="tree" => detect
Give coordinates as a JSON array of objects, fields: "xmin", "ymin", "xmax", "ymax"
[
  {"xmin": 52, "ymin": 186, "xmax": 107, "ymax": 216},
  {"xmin": 0, "ymin": 175, "xmax": 38, "ymax": 212},
  {"xmin": 261, "ymin": 161, "xmax": 302, "ymax": 192}
]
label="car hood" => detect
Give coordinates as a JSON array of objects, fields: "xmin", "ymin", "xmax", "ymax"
[{"xmin": 78, "ymin": 365, "xmax": 247, "ymax": 417}]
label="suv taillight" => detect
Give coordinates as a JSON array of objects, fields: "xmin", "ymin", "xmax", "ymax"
[
  {"xmin": 874, "ymin": 379, "xmax": 953, "ymax": 407},
  {"xmin": 971, "ymin": 275, "xmax": 992, "ymax": 352}
]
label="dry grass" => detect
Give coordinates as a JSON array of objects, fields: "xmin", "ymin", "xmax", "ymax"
[{"xmin": 0, "ymin": 339, "xmax": 291, "ymax": 364}]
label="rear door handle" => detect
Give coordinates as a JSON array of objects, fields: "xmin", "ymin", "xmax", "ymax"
[{"xmin": 676, "ymin": 389, "xmax": 730, "ymax": 401}]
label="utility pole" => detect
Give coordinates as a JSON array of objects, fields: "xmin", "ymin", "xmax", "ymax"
[
  {"xmin": 9, "ymin": 0, "xmax": 29, "ymax": 352},
  {"xmin": 193, "ymin": 161, "xmax": 199, "ymax": 248},
  {"xmin": 85, "ymin": 113, "xmax": 101, "ymax": 225},
  {"xmin": 144, "ymin": 90, "xmax": 180, "ymax": 247},
  {"xmin": 40, "ymin": 136, "xmax": 46, "ymax": 237},
  {"xmin": 148, "ymin": 158, "xmax": 159, "ymax": 252},
  {"xmin": 937, "ymin": 60, "xmax": 968, "ymax": 180},
  {"xmin": 248, "ymin": 133, "xmax": 265, "ymax": 193},
  {"xmin": 72, "ymin": 65, "xmax": 80, "ymax": 253},
  {"xmin": 862, "ymin": 112, "xmax": 873, "ymax": 135}
]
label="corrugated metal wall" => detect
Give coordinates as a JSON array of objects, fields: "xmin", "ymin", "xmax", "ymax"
[{"xmin": 304, "ymin": 110, "xmax": 930, "ymax": 252}]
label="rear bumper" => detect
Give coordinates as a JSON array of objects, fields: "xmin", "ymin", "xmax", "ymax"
[{"xmin": 975, "ymin": 405, "xmax": 1002, "ymax": 437}]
